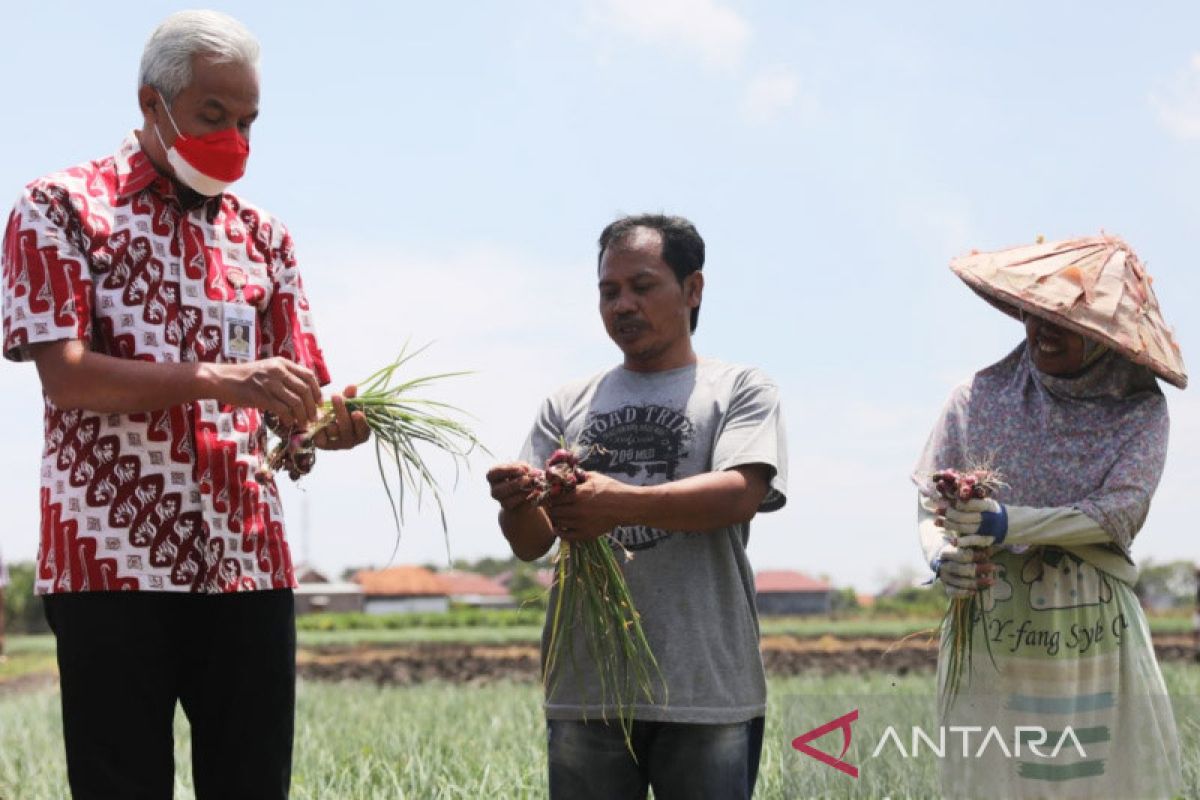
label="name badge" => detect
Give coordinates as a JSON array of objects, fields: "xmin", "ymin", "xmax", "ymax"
[{"xmin": 222, "ymin": 302, "xmax": 256, "ymax": 361}]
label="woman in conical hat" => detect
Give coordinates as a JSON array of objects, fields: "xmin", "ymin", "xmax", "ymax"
[{"xmin": 912, "ymin": 235, "xmax": 1185, "ymax": 799}]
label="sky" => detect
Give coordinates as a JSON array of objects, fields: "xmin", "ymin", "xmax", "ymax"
[{"xmin": 1, "ymin": 1, "xmax": 1198, "ymax": 592}]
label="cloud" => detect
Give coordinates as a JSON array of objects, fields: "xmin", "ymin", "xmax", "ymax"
[
  {"xmin": 590, "ymin": 3, "xmax": 815, "ymax": 130},
  {"xmin": 741, "ymin": 66, "xmax": 808, "ymax": 124},
  {"xmin": 1150, "ymin": 53, "xmax": 1200, "ymax": 140},
  {"xmin": 592, "ymin": 0, "xmax": 751, "ymax": 68}
]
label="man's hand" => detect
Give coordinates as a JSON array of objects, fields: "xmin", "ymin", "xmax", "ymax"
[
  {"xmin": 29, "ymin": 341, "xmax": 327, "ymax": 421},
  {"xmin": 488, "ymin": 461, "xmax": 556, "ymax": 561},
  {"xmin": 205, "ymin": 357, "xmax": 322, "ymax": 428},
  {"xmin": 313, "ymin": 385, "xmax": 370, "ymax": 450},
  {"xmin": 487, "ymin": 462, "xmax": 539, "ymax": 512},
  {"xmin": 546, "ymin": 471, "xmax": 627, "ymax": 542}
]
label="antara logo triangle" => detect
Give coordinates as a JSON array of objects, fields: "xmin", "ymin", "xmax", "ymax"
[{"xmin": 791, "ymin": 709, "xmax": 859, "ymax": 778}]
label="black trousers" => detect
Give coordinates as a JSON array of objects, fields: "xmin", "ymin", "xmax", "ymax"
[{"xmin": 43, "ymin": 589, "xmax": 296, "ymax": 800}]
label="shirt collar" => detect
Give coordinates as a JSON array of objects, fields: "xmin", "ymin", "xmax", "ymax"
[
  {"xmin": 113, "ymin": 132, "xmax": 167, "ymax": 199},
  {"xmin": 113, "ymin": 131, "xmax": 227, "ymax": 221}
]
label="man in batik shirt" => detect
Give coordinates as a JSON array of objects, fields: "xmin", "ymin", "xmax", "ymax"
[{"xmin": 1, "ymin": 11, "xmax": 368, "ymax": 799}]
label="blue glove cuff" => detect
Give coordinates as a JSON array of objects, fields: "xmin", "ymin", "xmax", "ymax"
[
  {"xmin": 924, "ymin": 557, "xmax": 942, "ymax": 585},
  {"xmin": 978, "ymin": 503, "xmax": 1008, "ymax": 544}
]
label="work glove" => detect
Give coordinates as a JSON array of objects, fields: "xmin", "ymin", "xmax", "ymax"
[
  {"xmin": 941, "ymin": 497, "xmax": 1008, "ymax": 547},
  {"xmin": 943, "ymin": 500, "xmax": 1114, "ymax": 549},
  {"xmin": 931, "ymin": 541, "xmax": 996, "ymax": 598}
]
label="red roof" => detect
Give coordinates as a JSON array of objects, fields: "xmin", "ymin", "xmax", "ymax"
[
  {"xmin": 437, "ymin": 570, "xmax": 510, "ymax": 597},
  {"xmin": 354, "ymin": 565, "xmax": 446, "ymax": 597},
  {"xmin": 755, "ymin": 570, "xmax": 832, "ymax": 593}
]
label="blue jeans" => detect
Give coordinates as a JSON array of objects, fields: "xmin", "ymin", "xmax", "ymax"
[{"xmin": 547, "ymin": 717, "xmax": 765, "ymax": 800}]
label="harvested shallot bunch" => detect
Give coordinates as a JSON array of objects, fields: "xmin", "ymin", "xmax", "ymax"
[
  {"xmin": 527, "ymin": 448, "xmax": 588, "ymax": 503},
  {"xmin": 257, "ymin": 344, "xmax": 485, "ymax": 560},
  {"xmin": 532, "ymin": 445, "xmax": 662, "ymax": 752},
  {"xmin": 931, "ymin": 467, "xmax": 1003, "ymax": 504},
  {"xmin": 928, "ymin": 465, "xmax": 1005, "ymax": 710}
]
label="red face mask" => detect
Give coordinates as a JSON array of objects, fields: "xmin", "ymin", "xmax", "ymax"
[{"xmin": 154, "ymin": 92, "xmax": 250, "ymax": 196}]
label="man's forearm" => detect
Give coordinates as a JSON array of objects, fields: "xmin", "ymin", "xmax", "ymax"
[
  {"xmin": 29, "ymin": 339, "xmax": 323, "ymax": 427},
  {"xmin": 32, "ymin": 341, "xmax": 216, "ymax": 413},
  {"xmin": 610, "ymin": 468, "xmax": 768, "ymax": 532},
  {"xmin": 499, "ymin": 505, "xmax": 557, "ymax": 561}
]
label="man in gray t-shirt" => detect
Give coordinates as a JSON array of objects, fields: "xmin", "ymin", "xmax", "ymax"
[{"xmin": 487, "ymin": 214, "xmax": 787, "ymax": 800}]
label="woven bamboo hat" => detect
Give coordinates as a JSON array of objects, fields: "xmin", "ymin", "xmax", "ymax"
[{"xmin": 950, "ymin": 234, "xmax": 1188, "ymax": 389}]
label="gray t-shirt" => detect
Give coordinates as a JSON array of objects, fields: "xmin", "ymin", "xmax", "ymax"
[{"xmin": 520, "ymin": 358, "xmax": 787, "ymax": 724}]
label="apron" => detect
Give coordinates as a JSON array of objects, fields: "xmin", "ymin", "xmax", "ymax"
[{"xmin": 938, "ymin": 547, "xmax": 1183, "ymax": 799}]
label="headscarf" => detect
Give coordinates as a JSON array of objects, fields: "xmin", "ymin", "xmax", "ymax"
[{"xmin": 913, "ymin": 342, "xmax": 1168, "ymax": 558}]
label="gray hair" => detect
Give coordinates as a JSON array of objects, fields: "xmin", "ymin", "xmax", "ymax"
[{"xmin": 139, "ymin": 10, "xmax": 260, "ymax": 101}]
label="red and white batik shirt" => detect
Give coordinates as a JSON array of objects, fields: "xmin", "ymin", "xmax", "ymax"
[{"xmin": 1, "ymin": 134, "xmax": 329, "ymax": 595}]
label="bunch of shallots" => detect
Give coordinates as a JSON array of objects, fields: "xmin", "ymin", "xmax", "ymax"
[
  {"xmin": 255, "ymin": 346, "xmax": 484, "ymax": 561},
  {"xmin": 531, "ymin": 446, "xmax": 662, "ymax": 752},
  {"xmin": 257, "ymin": 414, "xmax": 316, "ymax": 482},
  {"xmin": 527, "ymin": 449, "xmax": 588, "ymax": 504},
  {"xmin": 930, "ymin": 466, "xmax": 1004, "ymax": 710},
  {"xmin": 931, "ymin": 468, "xmax": 998, "ymax": 504}
]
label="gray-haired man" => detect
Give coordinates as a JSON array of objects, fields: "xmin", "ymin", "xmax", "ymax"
[{"xmin": 1, "ymin": 11, "xmax": 368, "ymax": 798}]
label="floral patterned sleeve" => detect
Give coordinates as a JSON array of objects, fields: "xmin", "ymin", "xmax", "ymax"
[
  {"xmin": 1074, "ymin": 397, "xmax": 1169, "ymax": 551},
  {"xmin": 259, "ymin": 224, "xmax": 329, "ymax": 386},
  {"xmin": 3, "ymin": 184, "xmax": 94, "ymax": 361}
]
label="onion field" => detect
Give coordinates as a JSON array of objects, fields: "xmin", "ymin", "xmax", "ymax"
[{"xmin": 2, "ymin": 665, "xmax": 1197, "ymax": 798}]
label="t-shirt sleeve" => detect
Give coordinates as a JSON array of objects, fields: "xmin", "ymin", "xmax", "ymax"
[
  {"xmin": 518, "ymin": 395, "xmax": 563, "ymax": 469},
  {"xmin": 712, "ymin": 369, "xmax": 787, "ymax": 512},
  {"xmin": 2, "ymin": 184, "xmax": 95, "ymax": 362},
  {"xmin": 260, "ymin": 224, "xmax": 330, "ymax": 386}
]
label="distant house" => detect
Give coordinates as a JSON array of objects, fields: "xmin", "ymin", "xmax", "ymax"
[
  {"xmin": 293, "ymin": 565, "xmax": 364, "ymax": 615},
  {"xmin": 755, "ymin": 570, "xmax": 833, "ymax": 616},
  {"xmin": 495, "ymin": 568, "xmax": 555, "ymax": 591},
  {"xmin": 355, "ymin": 566, "xmax": 450, "ymax": 614},
  {"xmin": 875, "ymin": 574, "xmax": 929, "ymax": 598},
  {"xmin": 438, "ymin": 570, "xmax": 514, "ymax": 608}
]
